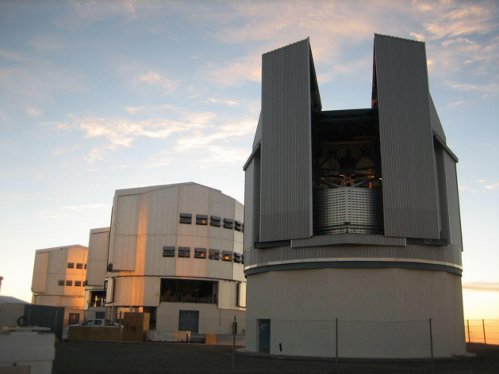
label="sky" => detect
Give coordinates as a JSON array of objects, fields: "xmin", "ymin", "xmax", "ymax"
[{"xmin": 0, "ymin": 0, "xmax": 498, "ymax": 319}]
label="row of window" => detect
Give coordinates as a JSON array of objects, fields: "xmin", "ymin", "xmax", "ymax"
[
  {"xmin": 179, "ymin": 213, "xmax": 244, "ymax": 232},
  {"xmin": 57, "ymin": 279, "xmax": 86, "ymax": 287},
  {"xmin": 67, "ymin": 262, "xmax": 87, "ymax": 269},
  {"xmin": 162, "ymin": 246, "xmax": 243, "ymax": 263}
]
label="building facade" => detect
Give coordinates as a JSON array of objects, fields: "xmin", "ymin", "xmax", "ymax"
[
  {"xmin": 243, "ymin": 35, "xmax": 465, "ymax": 358},
  {"xmin": 31, "ymin": 245, "xmax": 88, "ymax": 326},
  {"xmin": 104, "ymin": 182, "xmax": 246, "ymax": 338}
]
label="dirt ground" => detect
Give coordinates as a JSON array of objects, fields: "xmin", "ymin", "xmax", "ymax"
[{"xmin": 53, "ymin": 342, "xmax": 499, "ymax": 373}]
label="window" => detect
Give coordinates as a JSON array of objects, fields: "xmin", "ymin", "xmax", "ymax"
[
  {"xmin": 222, "ymin": 251, "xmax": 233, "ymax": 262},
  {"xmin": 95, "ymin": 311, "xmax": 105, "ymax": 319},
  {"xmin": 58, "ymin": 280, "xmax": 64, "ymax": 286},
  {"xmin": 194, "ymin": 248, "xmax": 206, "ymax": 259},
  {"xmin": 234, "ymin": 252, "xmax": 243, "ymax": 264},
  {"xmin": 67, "ymin": 262, "xmax": 75, "ymax": 269},
  {"xmin": 83, "ymin": 280, "xmax": 88, "ymax": 286},
  {"xmin": 66, "ymin": 280, "xmax": 73, "ymax": 286},
  {"xmin": 210, "ymin": 215, "xmax": 221, "ymax": 227},
  {"xmin": 162, "ymin": 246, "xmax": 175, "ymax": 257},
  {"xmin": 196, "ymin": 214, "xmax": 208, "ymax": 225},
  {"xmin": 223, "ymin": 218, "xmax": 234, "ymax": 229},
  {"xmin": 76, "ymin": 263, "xmax": 83, "ymax": 269},
  {"xmin": 208, "ymin": 249, "xmax": 220, "ymax": 260},
  {"xmin": 160, "ymin": 279, "xmax": 218, "ymax": 304},
  {"xmin": 178, "ymin": 247, "xmax": 190, "ymax": 258},
  {"xmin": 235, "ymin": 220, "xmax": 243, "ymax": 232},
  {"xmin": 179, "ymin": 213, "xmax": 192, "ymax": 224},
  {"xmin": 75, "ymin": 280, "xmax": 82, "ymax": 287},
  {"xmin": 84, "ymin": 264, "xmax": 87, "ymax": 269}
]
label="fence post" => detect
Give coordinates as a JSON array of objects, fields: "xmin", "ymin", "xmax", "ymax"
[
  {"xmin": 232, "ymin": 315, "xmax": 236, "ymax": 373},
  {"xmin": 335, "ymin": 318, "xmax": 339, "ymax": 372},
  {"xmin": 429, "ymin": 318, "xmax": 434, "ymax": 371},
  {"xmin": 482, "ymin": 319, "xmax": 487, "ymax": 344},
  {"xmin": 466, "ymin": 319, "xmax": 470, "ymax": 343}
]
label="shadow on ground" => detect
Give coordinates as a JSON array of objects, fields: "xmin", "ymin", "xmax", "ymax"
[{"xmin": 53, "ymin": 342, "xmax": 499, "ymax": 373}]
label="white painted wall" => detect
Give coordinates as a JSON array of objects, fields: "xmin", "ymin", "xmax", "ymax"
[{"xmin": 246, "ymin": 267, "xmax": 466, "ymax": 358}]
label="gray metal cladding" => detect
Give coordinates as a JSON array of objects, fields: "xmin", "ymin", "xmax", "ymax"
[
  {"xmin": 243, "ymin": 160, "xmax": 255, "ymax": 250},
  {"xmin": 374, "ymin": 34, "xmax": 440, "ymax": 239},
  {"xmin": 443, "ymin": 150, "xmax": 463, "ymax": 248},
  {"xmin": 260, "ymin": 39, "xmax": 313, "ymax": 242},
  {"xmin": 429, "ymin": 95, "xmax": 446, "ymax": 141}
]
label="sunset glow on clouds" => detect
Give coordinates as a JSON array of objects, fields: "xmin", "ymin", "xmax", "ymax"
[{"xmin": 0, "ymin": 0, "xmax": 498, "ymax": 319}]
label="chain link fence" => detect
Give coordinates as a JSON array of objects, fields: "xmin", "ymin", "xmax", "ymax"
[{"xmin": 465, "ymin": 319, "xmax": 499, "ymax": 345}]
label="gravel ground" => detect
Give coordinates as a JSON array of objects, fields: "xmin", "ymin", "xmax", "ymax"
[{"xmin": 53, "ymin": 342, "xmax": 499, "ymax": 374}]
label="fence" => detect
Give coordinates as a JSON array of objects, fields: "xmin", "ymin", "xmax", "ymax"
[{"xmin": 465, "ymin": 319, "xmax": 499, "ymax": 345}]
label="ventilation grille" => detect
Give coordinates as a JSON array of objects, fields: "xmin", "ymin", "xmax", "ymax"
[{"xmin": 314, "ymin": 187, "xmax": 383, "ymax": 235}]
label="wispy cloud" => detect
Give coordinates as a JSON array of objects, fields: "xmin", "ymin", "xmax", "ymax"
[
  {"xmin": 63, "ymin": 112, "xmax": 213, "ymax": 149},
  {"xmin": 28, "ymin": 34, "xmax": 65, "ymax": 51},
  {"xmin": 206, "ymin": 97, "xmax": 240, "ymax": 107},
  {"xmin": 25, "ymin": 107, "xmax": 43, "ymax": 119},
  {"xmin": 463, "ymin": 282, "xmax": 499, "ymax": 292},
  {"xmin": 136, "ymin": 71, "xmax": 178, "ymax": 94},
  {"xmin": 460, "ymin": 180, "xmax": 499, "ymax": 194}
]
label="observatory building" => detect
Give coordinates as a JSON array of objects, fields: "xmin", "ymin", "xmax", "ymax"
[{"xmin": 243, "ymin": 35, "xmax": 465, "ymax": 358}]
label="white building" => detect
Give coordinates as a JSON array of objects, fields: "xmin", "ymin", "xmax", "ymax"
[
  {"xmin": 31, "ymin": 245, "xmax": 88, "ymax": 326},
  {"xmin": 104, "ymin": 182, "xmax": 246, "ymax": 338}
]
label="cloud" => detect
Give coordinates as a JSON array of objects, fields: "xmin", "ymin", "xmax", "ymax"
[
  {"xmin": 25, "ymin": 107, "xmax": 43, "ymax": 119},
  {"xmin": 206, "ymin": 97, "xmax": 240, "ymax": 107},
  {"xmin": 65, "ymin": 112, "xmax": 213, "ymax": 149},
  {"xmin": 463, "ymin": 282, "xmax": 499, "ymax": 292},
  {"xmin": 28, "ymin": 34, "xmax": 65, "ymax": 51},
  {"xmin": 207, "ymin": 56, "xmax": 260, "ymax": 87},
  {"xmin": 484, "ymin": 182, "xmax": 499, "ymax": 192},
  {"xmin": 459, "ymin": 180, "xmax": 499, "ymax": 194},
  {"xmin": 137, "ymin": 71, "xmax": 178, "ymax": 94},
  {"xmin": 449, "ymin": 82, "xmax": 499, "ymax": 96},
  {"xmin": 55, "ymin": 108, "xmax": 256, "ymax": 166},
  {"xmin": 85, "ymin": 147, "xmax": 106, "ymax": 163}
]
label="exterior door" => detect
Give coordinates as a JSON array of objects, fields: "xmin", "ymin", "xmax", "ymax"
[
  {"xmin": 68, "ymin": 313, "xmax": 80, "ymax": 325},
  {"xmin": 179, "ymin": 310, "xmax": 199, "ymax": 333},
  {"xmin": 258, "ymin": 319, "xmax": 271, "ymax": 353}
]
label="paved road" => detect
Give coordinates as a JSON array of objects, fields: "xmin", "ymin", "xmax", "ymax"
[{"xmin": 53, "ymin": 342, "xmax": 499, "ymax": 373}]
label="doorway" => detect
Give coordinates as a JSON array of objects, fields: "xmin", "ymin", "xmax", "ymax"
[
  {"xmin": 179, "ymin": 310, "xmax": 199, "ymax": 333},
  {"xmin": 258, "ymin": 319, "xmax": 271, "ymax": 353}
]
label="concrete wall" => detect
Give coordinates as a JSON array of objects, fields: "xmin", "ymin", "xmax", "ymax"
[
  {"xmin": 156, "ymin": 302, "xmax": 245, "ymax": 335},
  {"xmin": 246, "ymin": 267, "xmax": 465, "ymax": 358}
]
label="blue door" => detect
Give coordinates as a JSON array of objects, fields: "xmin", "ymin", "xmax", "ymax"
[
  {"xmin": 258, "ymin": 319, "xmax": 271, "ymax": 353},
  {"xmin": 179, "ymin": 310, "xmax": 199, "ymax": 333}
]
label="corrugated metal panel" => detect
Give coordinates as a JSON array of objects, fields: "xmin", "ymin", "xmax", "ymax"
[
  {"xmin": 374, "ymin": 34, "xmax": 440, "ymax": 239},
  {"xmin": 260, "ymin": 39, "xmax": 313, "ymax": 241},
  {"xmin": 24, "ymin": 304, "xmax": 64, "ymax": 339},
  {"xmin": 443, "ymin": 151, "xmax": 463, "ymax": 248},
  {"xmin": 243, "ymin": 159, "xmax": 255, "ymax": 251},
  {"xmin": 253, "ymin": 112, "xmax": 262, "ymax": 149},
  {"xmin": 429, "ymin": 95, "xmax": 446, "ymax": 141}
]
